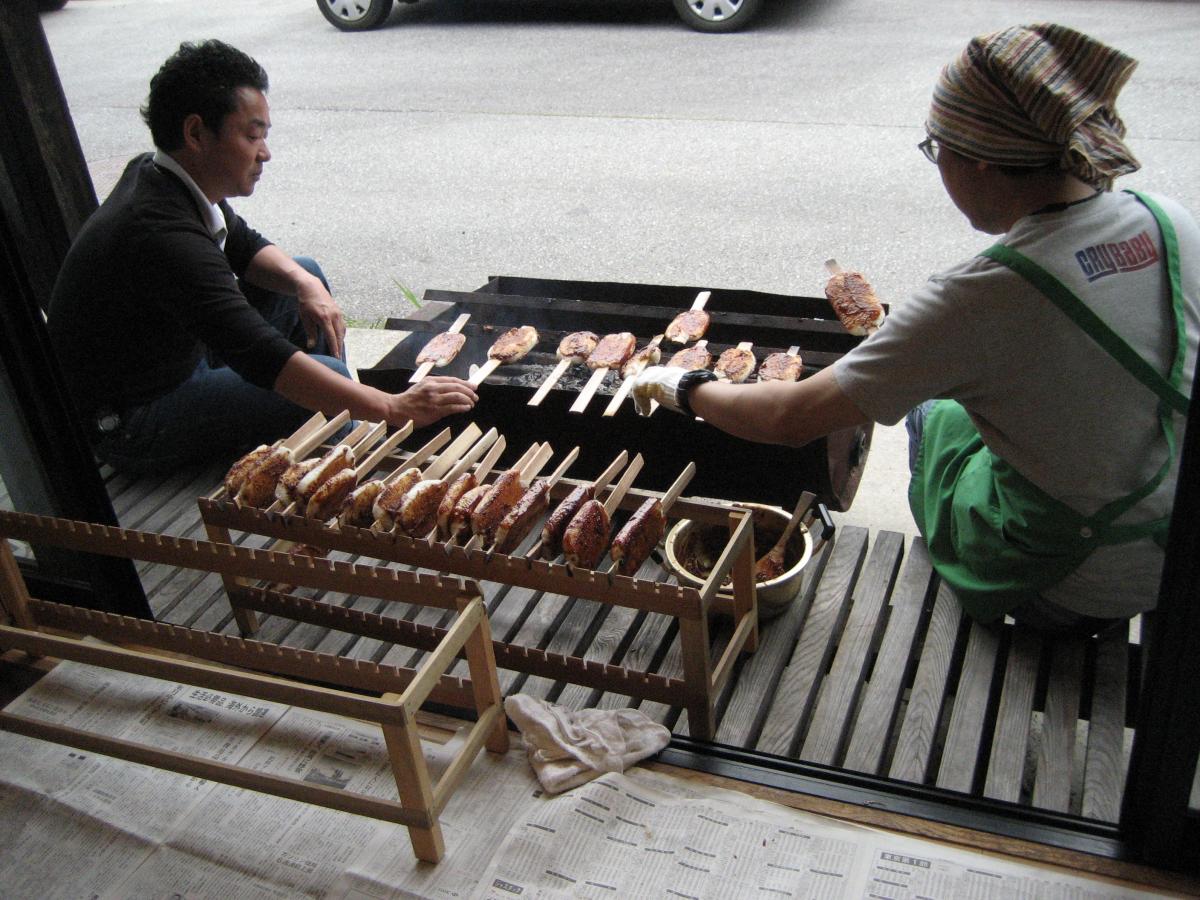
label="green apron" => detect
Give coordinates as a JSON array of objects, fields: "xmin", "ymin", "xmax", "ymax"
[{"xmin": 909, "ymin": 191, "xmax": 1191, "ymax": 623}]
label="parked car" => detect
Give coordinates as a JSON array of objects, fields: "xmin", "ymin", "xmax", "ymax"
[{"xmin": 316, "ymin": 0, "xmax": 760, "ymax": 34}]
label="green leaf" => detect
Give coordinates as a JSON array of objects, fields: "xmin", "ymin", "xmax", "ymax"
[{"xmin": 391, "ymin": 277, "xmax": 422, "ymax": 309}]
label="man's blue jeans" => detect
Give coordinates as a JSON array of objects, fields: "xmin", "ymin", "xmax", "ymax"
[{"xmin": 95, "ymin": 257, "xmax": 350, "ymax": 474}]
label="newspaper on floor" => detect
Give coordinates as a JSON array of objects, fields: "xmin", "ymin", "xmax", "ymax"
[
  {"xmin": 0, "ymin": 659, "xmax": 538, "ymax": 900},
  {"xmin": 471, "ymin": 768, "xmax": 1167, "ymax": 900}
]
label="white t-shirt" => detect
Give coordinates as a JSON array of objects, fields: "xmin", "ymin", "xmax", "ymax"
[{"xmin": 833, "ymin": 190, "xmax": 1200, "ymax": 617}]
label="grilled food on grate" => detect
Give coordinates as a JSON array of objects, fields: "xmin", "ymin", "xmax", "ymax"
[{"xmin": 757, "ymin": 351, "xmax": 804, "ymax": 382}]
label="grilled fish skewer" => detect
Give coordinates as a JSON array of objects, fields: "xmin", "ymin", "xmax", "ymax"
[
  {"xmin": 560, "ymin": 453, "xmax": 644, "ymax": 569},
  {"xmin": 529, "ymin": 331, "xmax": 600, "ymax": 407},
  {"xmin": 608, "ymin": 461, "xmax": 695, "ymax": 577},
  {"xmin": 569, "ymin": 332, "xmax": 638, "ymax": 414},
  {"xmin": 603, "ymin": 335, "xmax": 664, "ymax": 417},
  {"xmin": 489, "ymin": 447, "xmax": 579, "ymax": 554},
  {"xmin": 758, "ymin": 346, "xmax": 804, "ymax": 383},
  {"xmin": 664, "ymin": 290, "xmax": 711, "ymax": 344},
  {"xmin": 824, "ymin": 259, "xmax": 885, "ymax": 335},
  {"xmin": 448, "ymin": 442, "xmax": 546, "ymax": 545},
  {"xmin": 463, "ymin": 443, "xmax": 556, "ymax": 549},
  {"xmin": 532, "ymin": 450, "xmax": 629, "ymax": 559},
  {"xmin": 434, "ymin": 436, "xmax": 508, "ymax": 542},
  {"xmin": 469, "ymin": 324, "xmax": 540, "ymax": 387},
  {"xmin": 410, "ymin": 313, "xmax": 471, "ymax": 383},
  {"xmin": 714, "ymin": 342, "xmax": 756, "ymax": 383}
]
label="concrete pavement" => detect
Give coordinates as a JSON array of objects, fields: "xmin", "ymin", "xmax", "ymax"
[{"xmin": 39, "ymin": 0, "xmax": 1200, "ymax": 536}]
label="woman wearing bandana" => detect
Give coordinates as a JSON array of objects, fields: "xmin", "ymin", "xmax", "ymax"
[{"xmin": 634, "ymin": 24, "xmax": 1200, "ymax": 635}]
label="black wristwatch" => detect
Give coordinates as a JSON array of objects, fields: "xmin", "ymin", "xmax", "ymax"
[{"xmin": 676, "ymin": 369, "xmax": 719, "ymax": 417}]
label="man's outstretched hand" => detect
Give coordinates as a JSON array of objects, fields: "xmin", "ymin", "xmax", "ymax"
[{"xmin": 386, "ymin": 375, "xmax": 478, "ymax": 429}]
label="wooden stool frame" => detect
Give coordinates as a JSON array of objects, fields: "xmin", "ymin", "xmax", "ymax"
[{"xmin": 0, "ymin": 510, "xmax": 509, "ymax": 863}]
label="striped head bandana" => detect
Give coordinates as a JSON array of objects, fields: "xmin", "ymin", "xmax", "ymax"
[{"xmin": 927, "ymin": 24, "xmax": 1140, "ymax": 189}]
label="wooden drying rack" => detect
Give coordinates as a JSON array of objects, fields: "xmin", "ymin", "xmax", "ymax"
[
  {"xmin": 0, "ymin": 510, "xmax": 508, "ymax": 864},
  {"xmin": 198, "ymin": 413, "xmax": 762, "ymax": 740}
]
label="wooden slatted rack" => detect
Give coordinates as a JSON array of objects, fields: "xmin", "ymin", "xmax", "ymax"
[{"xmin": 197, "ymin": 416, "xmax": 762, "ymax": 742}]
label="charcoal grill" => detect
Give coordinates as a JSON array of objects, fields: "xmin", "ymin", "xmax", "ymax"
[{"xmin": 360, "ymin": 275, "xmax": 876, "ymax": 512}]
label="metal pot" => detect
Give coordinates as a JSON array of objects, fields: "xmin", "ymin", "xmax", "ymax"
[{"xmin": 663, "ymin": 503, "xmax": 816, "ymax": 621}]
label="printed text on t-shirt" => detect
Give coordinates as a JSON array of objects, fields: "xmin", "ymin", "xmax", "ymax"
[{"xmin": 1074, "ymin": 230, "xmax": 1159, "ymax": 282}]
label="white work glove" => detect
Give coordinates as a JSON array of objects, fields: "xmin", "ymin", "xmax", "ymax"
[{"xmin": 631, "ymin": 366, "xmax": 688, "ymax": 416}]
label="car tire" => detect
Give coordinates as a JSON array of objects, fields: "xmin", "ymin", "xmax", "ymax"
[
  {"xmin": 316, "ymin": 0, "xmax": 394, "ymax": 31},
  {"xmin": 671, "ymin": 0, "xmax": 760, "ymax": 33},
  {"xmin": 38, "ymin": 0, "xmax": 69, "ymax": 10}
]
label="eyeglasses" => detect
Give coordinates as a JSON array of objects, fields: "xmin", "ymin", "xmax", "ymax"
[{"xmin": 918, "ymin": 136, "xmax": 939, "ymax": 164}]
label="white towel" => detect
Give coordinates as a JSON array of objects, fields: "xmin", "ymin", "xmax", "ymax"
[{"xmin": 504, "ymin": 694, "xmax": 671, "ymax": 795}]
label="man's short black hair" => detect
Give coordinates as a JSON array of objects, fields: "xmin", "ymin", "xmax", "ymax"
[{"xmin": 140, "ymin": 40, "xmax": 268, "ymax": 151}]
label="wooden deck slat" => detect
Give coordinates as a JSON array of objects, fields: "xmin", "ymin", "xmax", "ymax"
[
  {"xmin": 1033, "ymin": 636, "xmax": 1085, "ymax": 813},
  {"xmin": 517, "ymin": 597, "xmax": 607, "ymax": 701},
  {"xmin": 496, "ymin": 590, "xmax": 573, "ymax": 695},
  {"xmin": 1082, "ymin": 621, "xmax": 1130, "ymax": 821},
  {"xmin": 596, "ymin": 612, "xmax": 676, "ymax": 711},
  {"xmin": 843, "ymin": 538, "xmax": 937, "ymax": 774},
  {"xmin": 553, "ymin": 604, "xmax": 643, "ymax": 711},
  {"xmin": 881, "ymin": 599, "xmax": 948, "ymax": 782},
  {"xmin": 800, "ymin": 530, "xmax": 904, "ymax": 766},
  {"xmin": 755, "ymin": 526, "xmax": 869, "ymax": 758},
  {"xmin": 984, "ymin": 629, "xmax": 1042, "ymax": 803},
  {"xmin": 714, "ymin": 541, "xmax": 831, "ymax": 748},
  {"xmin": 936, "ymin": 621, "xmax": 1001, "ymax": 794}
]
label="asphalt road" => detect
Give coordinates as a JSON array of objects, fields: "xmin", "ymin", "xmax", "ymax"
[{"xmin": 41, "ymin": 0, "xmax": 1200, "ymax": 322}]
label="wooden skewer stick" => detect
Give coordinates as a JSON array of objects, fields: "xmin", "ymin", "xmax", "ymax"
[
  {"xmin": 420, "ymin": 435, "xmax": 507, "ymax": 546},
  {"xmin": 381, "ymin": 427, "xmax": 453, "ymax": 483},
  {"xmin": 527, "ymin": 358, "xmax": 572, "ymax": 407},
  {"xmin": 293, "ymin": 410, "xmax": 352, "ymax": 457},
  {"xmin": 691, "ymin": 290, "xmax": 712, "ymax": 312},
  {"xmin": 437, "ymin": 428, "xmax": 500, "ymax": 484},
  {"xmin": 421, "ymin": 422, "xmax": 485, "ymax": 482},
  {"xmin": 348, "ymin": 420, "xmax": 387, "ymax": 457},
  {"xmin": 824, "ymin": 258, "xmax": 843, "ymax": 277},
  {"xmin": 660, "ymin": 461, "xmax": 697, "ymax": 514},
  {"xmin": 569, "ymin": 366, "xmax": 609, "ymax": 414},
  {"xmin": 467, "ymin": 357, "xmax": 502, "ymax": 388},
  {"xmin": 602, "ymin": 335, "xmax": 664, "ymax": 418},
  {"xmin": 409, "ymin": 313, "xmax": 471, "ymax": 384},
  {"xmin": 599, "ymin": 461, "xmax": 695, "ymax": 577},
  {"xmin": 281, "ymin": 411, "xmax": 331, "ymax": 451},
  {"xmin": 351, "ymin": 422, "xmax": 414, "ymax": 481},
  {"xmin": 601, "ymin": 453, "xmax": 645, "ymax": 517}
]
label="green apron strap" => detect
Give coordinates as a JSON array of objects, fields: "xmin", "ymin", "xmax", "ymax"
[
  {"xmin": 980, "ymin": 242, "xmax": 1189, "ymax": 414},
  {"xmin": 1128, "ymin": 190, "xmax": 1189, "ymax": 394},
  {"xmin": 980, "ymin": 193, "xmax": 1189, "ymax": 535}
]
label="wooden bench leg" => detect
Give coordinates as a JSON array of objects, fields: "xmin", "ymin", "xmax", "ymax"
[
  {"xmin": 679, "ymin": 615, "xmax": 715, "ymax": 741},
  {"xmin": 456, "ymin": 596, "xmax": 510, "ymax": 754},
  {"xmin": 381, "ymin": 693, "xmax": 445, "ymax": 864}
]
